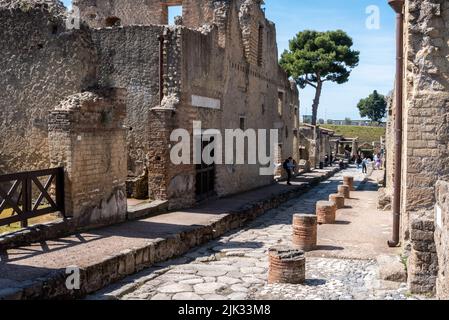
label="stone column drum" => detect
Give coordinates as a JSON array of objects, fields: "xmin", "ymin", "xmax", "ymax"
[
  {"xmin": 338, "ymin": 185, "xmax": 350, "ymax": 199},
  {"xmin": 268, "ymin": 246, "xmax": 306, "ymax": 284},
  {"xmin": 292, "ymin": 214, "xmax": 317, "ymax": 251},
  {"xmin": 316, "ymin": 201, "xmax": 336, "ymax": 224},
  {"xmin": 329, "ymin": 193, "xmax": 345, "ymax": 209},
  {"xmin": 343, "ymin": 176, "xmax": 355, "ymax": 191}
]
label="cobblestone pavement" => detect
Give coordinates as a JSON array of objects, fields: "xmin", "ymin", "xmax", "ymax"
[{"xmin": 89, "ymin": 167, "xmax": 423, "ymax": 301}]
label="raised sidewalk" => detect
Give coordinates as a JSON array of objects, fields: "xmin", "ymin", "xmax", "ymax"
[{"xmin": 0, "ymin": 167, "xmax": 339, "ymax": 300}]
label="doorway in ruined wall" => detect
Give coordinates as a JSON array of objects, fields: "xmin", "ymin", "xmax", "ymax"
[{"xmin": 195, "ymin": 137, "xmax": 216, "ymax": 202}]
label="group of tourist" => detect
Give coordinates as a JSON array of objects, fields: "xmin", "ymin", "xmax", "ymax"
[
  {"xmin": 356, "ymin": 153, "xmax": 383, "ymax": 174},
  {"xmin": 281, "ymin": 151, "xmax": 383, "ymax": 185}
]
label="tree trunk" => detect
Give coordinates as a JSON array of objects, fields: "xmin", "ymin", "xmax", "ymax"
[{"xmin": 311, "ymin": 80, "xmax": 323, "ymax": 126}]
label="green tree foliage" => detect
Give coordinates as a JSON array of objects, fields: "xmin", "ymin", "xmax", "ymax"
[
  {"xmin": 280, "ymin": 30, "xmax": 359, "ymax": 126},
  {"xmin": 357, "ymin": 90, "xmax": 387, "ymax": 123}
]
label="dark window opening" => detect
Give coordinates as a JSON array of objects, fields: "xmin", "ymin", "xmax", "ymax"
[
  {"xmin": 240, "ymin": 117, "xmax": 246, "ymax": 131},
  {"xmin": 294, "ymin": 108, "xmax": 298, "ymax": 127},
  {"xmin": 105, "ymin": 16, "xmax": 121, "ymax": 27},
  {"xmin": 257, "ymin": 25, "xmax": 264, "ymax": 66}
]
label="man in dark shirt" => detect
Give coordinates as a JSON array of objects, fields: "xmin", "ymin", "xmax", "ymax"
[{"xmin": 283, "ymin": 157, "xmax": 293, "ymax": 185}]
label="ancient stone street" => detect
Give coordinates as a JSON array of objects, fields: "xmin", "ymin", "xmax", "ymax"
[
  {"xmin": 89, "ymin": 167, "xmax": 424, "ymax": 301},
  {"xmin": 2, "ymin": 0, "xmax": 448, "ymax": 302}
]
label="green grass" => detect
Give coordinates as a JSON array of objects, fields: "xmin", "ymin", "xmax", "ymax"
[
  {"xmin": 321, "ymin": 125, "xmax": 386, "ymax": 144},
  {"xmin": 0, "ymin": 208, "xmax": 58, "ymax": 235}
]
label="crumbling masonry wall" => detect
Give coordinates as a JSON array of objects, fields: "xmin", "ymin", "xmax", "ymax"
[
  {"xmin": 73, "ymin": 0, "xmax": 225, "ymax": 30},
  {"xmin": 1, "ymin": 0, "xmax": 299, "ymax": 212},
  {"xmin": 48, "ymin": 89, "xmax": 128, "ymax": 227},
  {"xmin": 141, "ymin": 0, "xmax": 299, "ymax": 209},
  {"xmin": 386, "ymin": 0, "xmax": 449, "ymax": 296}
]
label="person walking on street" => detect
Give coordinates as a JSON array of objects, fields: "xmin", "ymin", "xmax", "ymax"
[
  {"xmin": 375, "ymin": 153, "xmax": 382, "ymax": 170},
  {"xmin": 356, "ymin": 154, "xmax": 362, "ymax": 169},
  {"xmin": 362, "ymin": 157, "xmax": 368, "ymax": 174},
  {"xmin": 283, "ymin": 157, "xmax": 294, "ymax": 185}
]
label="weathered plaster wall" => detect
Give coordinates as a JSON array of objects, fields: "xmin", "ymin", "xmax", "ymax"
[{"xmin": 0, "ymin": 1, "xmax": 97, "ymax": 174}]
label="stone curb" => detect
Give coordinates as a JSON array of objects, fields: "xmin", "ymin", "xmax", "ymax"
[{"xmin": 0, "ymin": 167, "xmax": 340, "ymax": 300}]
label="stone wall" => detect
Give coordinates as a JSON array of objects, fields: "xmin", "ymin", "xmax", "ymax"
[
  {"xmin": 91, "ymin": 26, "xmax": 164, "ymax": 180},
  {"xmin": 0, "ymin": 1, "xmax": 97, "ymax": 174},
  {"xmin": 1, "ymin": 0, "xmax": 299, "ymax": 213},
  {"xmin": 402, "ymin": 0, "xmax": 449, "ymax": 295},
  {"xmin": 74, "ymin": 0, "xmax": 227, "ymax": 30},
  {"xmin": 144, "ymin": 1, "xmax": 299, "ymax": 209},
  {"xmin": 385, "ymin": 0, "xmax": 449, "ymax": 296},
  {"xmin": 435, "ymin": 180, "xmax": 449, "ymax": 299},
  {"xmin": 48, "ymin": 89, "xmax": 128, "ymax": 227},
  {"xmin": 298, "ymin": 125, "xmax": 338, "ymax": 169}
]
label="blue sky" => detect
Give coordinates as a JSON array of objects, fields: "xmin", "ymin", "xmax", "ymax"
[
  {"xmin": 263, "ymin": 0, "xmax": 396, "ymax": 120},
  {"xmin": 62, "ymin": 0, "xmax": 395, "ymax": 120}
]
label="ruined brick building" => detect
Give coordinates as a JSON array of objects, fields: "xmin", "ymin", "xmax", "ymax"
[
  {"xmin": 385, "ymin": 0, "xmax": 449, "ymax": 299},
  {"xmin": 0, "ymin": 0, "xmax": 299, "ymax": 221}
]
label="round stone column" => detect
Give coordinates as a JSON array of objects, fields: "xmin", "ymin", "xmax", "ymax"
[
  {"xmin": 329, "ymin": 193, "xmax": 345, "ymax": 209},
  {"xmin": 338, "ymin": 185, "xmax": 350, "ymax": 199},
  {"xmin": 268, "ymin": 246, "xmax": 306, "ymax": 284},
  {"xmin": 316, "ymin": 201, "xmax": 336, "ymax": 224},
  {"xmin": 343, "ymin": 176, "xmax": 355, "ymax": 191},
  {"xmin": 292, "ymin": 214, "xmax": 317, "ymax": 251}
]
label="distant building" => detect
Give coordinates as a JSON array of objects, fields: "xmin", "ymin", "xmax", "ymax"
[
  {"xmin": 326, "ymin": 119, "xmax": 386, "ymax": 127},
  {"xmin": 302, "ymin": 115, "xmax": 313, "ymax": 124}
]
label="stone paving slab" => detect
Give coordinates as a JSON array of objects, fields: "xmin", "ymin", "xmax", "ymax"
[{"xmin": 0, "ymin": 167, "xmax": 340, "ymax": 300}]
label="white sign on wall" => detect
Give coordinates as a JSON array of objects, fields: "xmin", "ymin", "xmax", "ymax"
[{"xmin": 191, "ymin": 95, "xmax": 221, "ymax": 110}]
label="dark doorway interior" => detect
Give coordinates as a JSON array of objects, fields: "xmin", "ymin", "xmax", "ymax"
[{"xmin": 195, "ymin": 137, "xmax": 216, "ymax": 202}]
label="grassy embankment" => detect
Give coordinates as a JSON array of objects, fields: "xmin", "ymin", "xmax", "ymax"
[{"xmin": 321, "ymin": 125, "xmax": 386, "ymax": 144}]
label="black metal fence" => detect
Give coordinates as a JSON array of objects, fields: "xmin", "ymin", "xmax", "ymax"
[{"xmin": 0, "ymin": 168, "xmax": 65, "ymax": 228}]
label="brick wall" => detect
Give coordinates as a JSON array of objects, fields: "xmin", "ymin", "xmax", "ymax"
[{"xmin": 48, "ymin": 89, "xmax": 128, "ymax": 227}]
